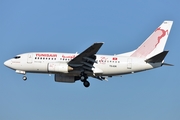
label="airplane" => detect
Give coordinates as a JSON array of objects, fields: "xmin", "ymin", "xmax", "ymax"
[{"xmin": 4, "ymin": 21, "xmax": 173, "ymax": 88}]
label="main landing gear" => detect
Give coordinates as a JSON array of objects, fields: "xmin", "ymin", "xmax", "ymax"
[
  {"xmin": 80, "ymin": 72, "xmax": 90, "ymax": 88},
  {"xmin": 83, "ymin": 81, "xmax": 90, "ymax": 88}
]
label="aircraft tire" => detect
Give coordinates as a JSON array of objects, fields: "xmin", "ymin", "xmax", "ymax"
[
  {"xmin": 23, "ymin": 76, "xmax": 27, "ymax": 81},
  {"xmin": 83, "ymin": 81, "xmax": 90, "ymax": 88},
  {"xmin": 80, "ymin": 76, "xmax": 85, "ymax": 81},
  {"xmin": 80, "ymin": 72, "xmax": 88, "ymax": 81}
]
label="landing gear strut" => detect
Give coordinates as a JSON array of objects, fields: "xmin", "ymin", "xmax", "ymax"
[
  {"xmin": 80, "ymin": 72, "xmax": 90, "ymax": 88},
  {"xmin": 22, "ymin": 76, "xmax": 27, "ymax": 81}
]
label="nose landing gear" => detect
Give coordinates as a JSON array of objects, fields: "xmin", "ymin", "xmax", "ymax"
[{"xmin": 22, "ymin": 76, "xmax": 27, "ymax": 81}]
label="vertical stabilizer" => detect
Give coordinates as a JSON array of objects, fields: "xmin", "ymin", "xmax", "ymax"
[{"xmin": 131, "ymin": 21, "xmax": 173, "ymax": 59}]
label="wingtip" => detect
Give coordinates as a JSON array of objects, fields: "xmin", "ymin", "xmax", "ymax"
[
  {"xmin": 95, "ymin": 42, "xmax": 104, "ymax": 44},
  {"xmin": 93, "ymin": 42, "xmax": 104, "ymax": 46}
]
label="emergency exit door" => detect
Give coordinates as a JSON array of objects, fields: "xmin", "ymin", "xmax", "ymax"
[
  {"xmin": 27, "ymin": 54, "xmax": 33, "ymax": 64},
  {"xmin": 127, "ymin": 58, "xmax": 132, "ymax": 69}
]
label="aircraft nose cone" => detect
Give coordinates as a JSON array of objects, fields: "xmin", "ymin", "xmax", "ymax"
[{"xmin": 4, "ymin": 60, "xmax": 11, "ymax": 67}]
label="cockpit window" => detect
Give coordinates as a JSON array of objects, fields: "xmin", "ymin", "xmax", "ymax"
[{"xmin": 14, "ymin": 56, "xmax": 21, "ymax": 59}]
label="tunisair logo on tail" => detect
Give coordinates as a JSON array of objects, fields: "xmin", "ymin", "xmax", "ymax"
[{"xmin": 155, "ymin": 27, "xmax": 168, "ymax": 47}]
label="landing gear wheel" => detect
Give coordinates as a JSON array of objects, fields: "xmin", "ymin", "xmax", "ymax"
[
  {"xmin": 80, "ymin": 72, "xmax": 90, "ymax": 87},
  {"xmin": 83, "ymin": 81, "xmax": 90, "ymax": 88},
  {"xmin": 80, "ymin": 76, "xmax": 85, "ymax": 81},
  {"xmin": 80, "ymin": 72, "xmax": 88, "ymax": 81},
  {"xmin": 22, "ymin": 76, "xmax": 27, "ymax": 81}
]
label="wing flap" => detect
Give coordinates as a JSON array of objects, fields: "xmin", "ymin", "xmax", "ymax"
[{"xmin": 68, "ymin": 43, "xmax": 103, "ymax": 71}]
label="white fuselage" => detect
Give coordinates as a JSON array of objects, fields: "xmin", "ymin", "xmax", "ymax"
[
  {"xmin": 3, "ymin": 21, "xmax": 173, "ymax": 87},
  {"xmin": 4, "ymin": 52, "xmax": 162, "ymax": 77}
]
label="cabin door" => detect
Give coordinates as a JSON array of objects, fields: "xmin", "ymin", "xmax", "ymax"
[
  {"xmin": 127, "ymin": 58, "xmax": 132, "ymax": 69},
  {"xmin": 27, "ymin": 54, "xmax": 33, "ymax": 64}
]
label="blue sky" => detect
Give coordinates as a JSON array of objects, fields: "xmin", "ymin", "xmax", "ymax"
[{"xmin": 1, "ymin": 0, "xmax": 180, "ymax": 120}]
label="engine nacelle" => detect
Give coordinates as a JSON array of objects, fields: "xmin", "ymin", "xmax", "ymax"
[
  {"xmin": 48, "ymin": 63, "xmax": 73, "ymax": 73},
  {"xmin": 55, "ymin": 74, "xmax": 75, "ymax": 83}
]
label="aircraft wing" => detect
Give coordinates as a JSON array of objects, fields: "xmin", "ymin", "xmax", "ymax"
[{"xmin": 68, "ymin": 43, "xmax": 103, "ymax": 71}]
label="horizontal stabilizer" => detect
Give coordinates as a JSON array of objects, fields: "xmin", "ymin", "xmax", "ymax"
[
  {"xmin": 162, "ymin": 63, "xmax": 174, "ymax": 66},
  {"xmin": 145, "ymin": 51, "xmax": 168, "ymax": 63}
]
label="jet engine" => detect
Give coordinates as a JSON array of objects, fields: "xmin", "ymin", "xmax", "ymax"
[
  {"xmin": 54, "ymin": 74, "xmax": 75, "ymax": 83},
  {"xmin": 48, "ymin": 63, "xmax": 73, "ymax": 73}
]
